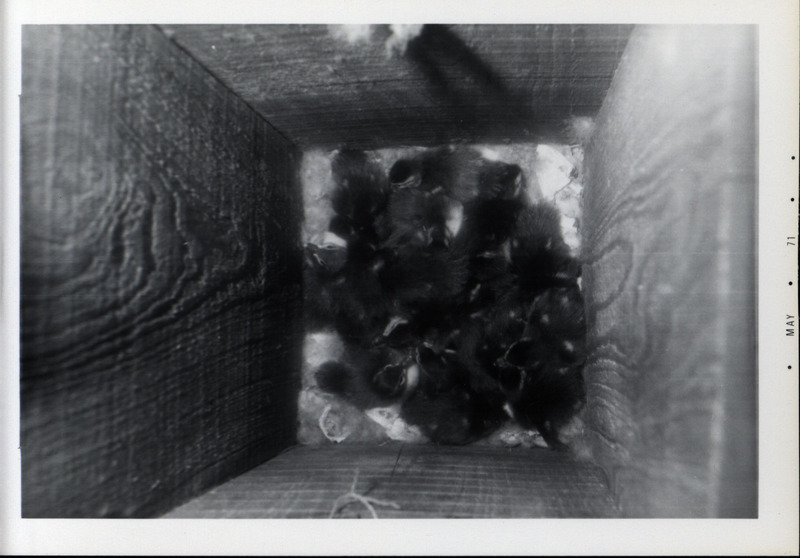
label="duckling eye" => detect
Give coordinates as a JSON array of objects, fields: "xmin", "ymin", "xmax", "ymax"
[{"xmin": 389, "ymin": 159, "xmax": 415, "ymax": 184}]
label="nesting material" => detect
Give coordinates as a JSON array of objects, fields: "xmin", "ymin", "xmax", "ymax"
[
  {"xmin": 298, "ymin": 142, "xmax": 586, "ymax": 449},
  {"xmin": 328, "ymin": 469, "xmax": 401, "ymax": 519}
]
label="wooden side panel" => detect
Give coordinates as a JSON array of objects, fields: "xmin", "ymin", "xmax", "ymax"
[
  {"xmin": 20, "ymin": 25, "xmax": 304, "ymax": 517},
  {"xmin": 582, "ymin": 25, "xmax": 757, "ymax": 517},
  {"xmin": 161, "ymin": 24, "xmax": 633, "ymax": 149},
  {"xmin": 164, "ymin": 443, "xmax": 620, "ymax": 518}
]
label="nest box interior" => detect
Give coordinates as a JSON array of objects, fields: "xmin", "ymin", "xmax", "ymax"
[{"xmin": 20, "ymin": 24, "xmax": 757, "ymax": 519}]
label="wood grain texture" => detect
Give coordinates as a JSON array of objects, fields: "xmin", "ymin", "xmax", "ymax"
[
  {"xmin": 20, "ymin": 25, "xmax": 304, "ymax": 517},
  {"xmin": 581, "ymin": 26, "xmax": 757, "ymax": 517},
  {"xmin": 163, "ymin": 443, "xmax": 620, "ymax": 518},
  {"xmin": 160, "ymin": 24, "xmax": 632, "ymax": 149}
]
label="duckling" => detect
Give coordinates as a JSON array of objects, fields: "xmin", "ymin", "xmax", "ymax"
[
  {"xmin": 329, "ymin": 148, "xmax": 390, "ymax": 246},
  {"xmin": 381, "ymin": 185, "xmax": 452, "ymax": 251},
  {"xmin": 314, "ymin": 344, "xmax": 417, "ymax": 410},
  {"xmin": 499, "ymin": 355, "xmax": 586, "ymax": 451},
  {"xmin": 389, "ymin": 146, "xmax": 523, "ymax": 203},
  {"xmin": 303, "ymin": 239, "xmax": 395, "ymax": 343},
  {"xmin": 378, "ymin": 241, "xmax": 469, "ymax": 313},
  {"xmin": 389, "ymin": 146, "xmax": 483, "ymax": 202},
  {"xmin": 372, "ymin": 305, "xmax": 459, "ymax": 354},
  {"xmin": 477, "ymin": 159, "xmax": 524, "ymax": 201},
  {"xmin": 509, "ymin": 202, "xmax": 582, "ymax": 292},
  {"xmin": 524, "ymin": 285, "xmax": 587, "ymax": 363},
  {"xmin": 399, "ymin": 383, "xmax": 506, "ymax": 445},
  {"xmin": 451, "ymin": 196, "xmax": 525, "ymax": 258},
  {"xmin": 493, "ymin": 286, "xmax": 587, "ymax": 450},
  {"xmin": 303, "ymin": 242, "xmax": 346, "ymax": 332},
  {"xmin": 398, "ymin": 345, "xmax": 506, "ymax": 445}
]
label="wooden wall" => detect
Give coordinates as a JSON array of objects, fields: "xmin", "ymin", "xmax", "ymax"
[
  {"xmin": 20, "ymin": 25, "xmax": 303, "ymax": 517},
  {"xmin": 161, "ymin": 24, "xmax": 632, "ymax": 149},
  {"xmin": 582, "ymin": 25, "xmax": 757, "ymax": 517}
]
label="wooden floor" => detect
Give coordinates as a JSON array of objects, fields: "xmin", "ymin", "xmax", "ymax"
[{"xmin": 163, "ymin": 443, "xmax": 620, "ymax": 518}]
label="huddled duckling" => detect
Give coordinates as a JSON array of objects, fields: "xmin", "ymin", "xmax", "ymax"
[{"xmin": 493, "ymin": 286, "xmax": 587, "ymax": 449}]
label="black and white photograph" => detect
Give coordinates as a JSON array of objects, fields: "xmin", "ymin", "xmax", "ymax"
[{"xmin": 1, "ymin": 0, "xmax": 797, "ymax": 555}]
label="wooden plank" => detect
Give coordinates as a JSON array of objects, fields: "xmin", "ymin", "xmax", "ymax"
[
  {"xmin": 20, "ymin": 24, "xmax": 304, "ymax": 517},
  {"xmin": 163, "ymin": 443, "xmax": 620, "ymax": 518},
  {"xmin": 161, "ymin": 24, "xmax": 632, "ymax": 149},
  {"xmin": 581, "ymin": 25, "xmax": 757, "ymax": 517}
]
